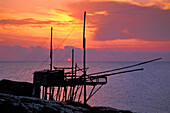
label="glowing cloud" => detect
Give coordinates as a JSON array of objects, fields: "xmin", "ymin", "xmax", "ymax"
[
  {"xmin": 49, "ymin": 9, "xmax": 74, "ymax": 21},
  {"xmin": 87, "ymin": 10, "xmax": 109, "ymax": 16},
  {"xmin": 0, "ymin": 39, "xmax": 4, "ymax": 42}
]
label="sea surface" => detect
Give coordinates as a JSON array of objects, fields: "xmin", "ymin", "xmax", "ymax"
[{"xmin": 0, "ymin": 61, "xmax": 170, "ymax": 113}]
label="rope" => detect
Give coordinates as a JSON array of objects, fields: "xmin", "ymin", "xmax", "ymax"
[{"xmin": 36, "ymin": 21, "xmax": 79, "ymax": 70}]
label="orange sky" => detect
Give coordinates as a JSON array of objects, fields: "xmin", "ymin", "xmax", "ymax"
[{"xmin": 0, "ymin": 0, "xmax": 170, "ymax": 57}]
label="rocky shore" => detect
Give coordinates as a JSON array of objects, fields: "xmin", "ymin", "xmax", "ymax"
[{"xmin": 0, "ymin": 93, "xmax": 133, "ymax": 113}]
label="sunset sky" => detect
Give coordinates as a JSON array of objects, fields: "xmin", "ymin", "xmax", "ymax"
[{"xmin": 0, "ymin": 0, "xmax": 170, "ymax": 61}]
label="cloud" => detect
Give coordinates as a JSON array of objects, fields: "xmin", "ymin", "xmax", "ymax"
[
  {"xmin": 0, "ymin": 46, "xmax": 48, "ymax": 61},
  {"xmin": 0, "ymin": 39, "xmax": 4, "ymax": 42},
  {"xmin": 0, "ymin": 45, "xmax": 169, "ymax": 61},
  {"xmin": 128, "ymin": 0, "xmax": 170, "ymax": 10},
  {"xmin": 67, "ymin": 1, "xmax": 170, "ymax": 41},
  {"xmin": 0, "ymin": 33, "xmax": 50, "ymax": 48},
  {"xmin": 92, "ymin": 0, "xmax": 170, "ymax": 10},
  {"xmin": 0, "ymin": 18, "xmax": 69, "ymax": 26},
  {"xmin": 0, "ymin": 7, "xmax": 16, "ymax": 14}
]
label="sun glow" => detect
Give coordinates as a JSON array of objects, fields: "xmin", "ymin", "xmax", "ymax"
[
  {"xmin": 49, "ymin": 10, "xmax": 74, "ymax": 21},
  {"xmin": 67, "ymin": 58, "xmax": 71, "ymax": 62}
]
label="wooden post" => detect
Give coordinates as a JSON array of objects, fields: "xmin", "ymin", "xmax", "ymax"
[
  {"xmin": 44, "ymin": 86, "xmax": 47, "ymax": 100},
  {"xmin": 75, "ymin": 63, "xmax": 77, "ymax": 79},
  {"xmin": 71, "ymin": 49, "xmax": 75, "ymax": 101},
  {"xmin": 72, "ymin": 49, "xmax": 74, "ymax": 80}
]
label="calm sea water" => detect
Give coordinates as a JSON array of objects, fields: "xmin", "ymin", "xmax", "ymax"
[{"xmin": 0, "ymin": 61, "xmax": 170, "ymax": 113}]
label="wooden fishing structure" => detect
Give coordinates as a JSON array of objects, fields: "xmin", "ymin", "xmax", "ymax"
[{"xmin": 32, "ymin": 11, "xmax": 161, "ymax": 104}]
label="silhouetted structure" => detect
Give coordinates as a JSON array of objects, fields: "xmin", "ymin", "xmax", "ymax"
[{"xmin": 32, "ymin": 11, "xmax": 161, "ymax": 105}]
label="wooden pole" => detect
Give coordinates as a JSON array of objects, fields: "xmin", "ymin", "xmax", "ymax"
[
  {"xmin": 49, "ymin": 27, "xmax": 53, "ymax": 100},
  {"xmin": 83, "ymin": 11, "xmax": 87, "ymax": 105},
  {"xmin": 90, "ymin": 68, "xmax": 144, "ymax": 78},
  {"xmin": 88, "ymin": 58, "xmax": 162, "ymax": 76},
  {"xmin": 71, "ymin": 49, "xmax": 75, "ymax": 101},
  {"xmin": 50, "ymin": 27, "xmax": 53, "ymax": 70},
  {"xmin": 72, "ymin": 49, "xmax": 74, "ymax": 80}
]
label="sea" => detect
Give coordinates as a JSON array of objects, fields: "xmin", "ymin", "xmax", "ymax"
[{"xmin": 0, "ymin": 61, "xmax": 170, "ymax": 113}]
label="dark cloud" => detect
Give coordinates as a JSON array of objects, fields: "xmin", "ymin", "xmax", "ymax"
[
  {"xmin": 0, "ymin": 18, "xmax": 68, "ymax": 26},
  {"xmin": 0, "ymin": 46, "xmax": 48, "ymax": 61},
  {"xmin": 0, "ymin": 46, "xmax": 169, "ymax": 61},
  {"xmin": 67, "ymin": 1, "xmax": 170, "ymax": 41}
]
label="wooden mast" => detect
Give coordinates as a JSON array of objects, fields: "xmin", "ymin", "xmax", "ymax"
[
  {"xmin": 83, "ymin": 11, "xmax": 87, "ymax": 105},
  {"xmin": 49, "ymin": 27, "xmax": 53, "ymax": 100},
  {"xmin": 50, "ymin": 27, "xmax": 53, "ymax": 70}
]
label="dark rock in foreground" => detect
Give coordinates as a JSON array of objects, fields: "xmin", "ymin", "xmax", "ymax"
[
  {"xmin": 0, "ymin": 79, "xmax": 34, "ymax": 97},
  {"xmin": 0, "ymin": 93, "xmax": 133, "ymax": 113}
]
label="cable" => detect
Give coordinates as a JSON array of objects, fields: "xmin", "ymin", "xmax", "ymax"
[{"xmin": 36, "ymin": 21, "xmax": 80, "ymax": 70}]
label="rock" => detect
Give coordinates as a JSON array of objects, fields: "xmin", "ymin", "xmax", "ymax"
[
  {"xmin": 0, "ymin": 93, "xmax": 133, "ymax": 113},
  {"xmin": 0, "ymin": 79, "xmax": 34, "ymax": 97}
]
